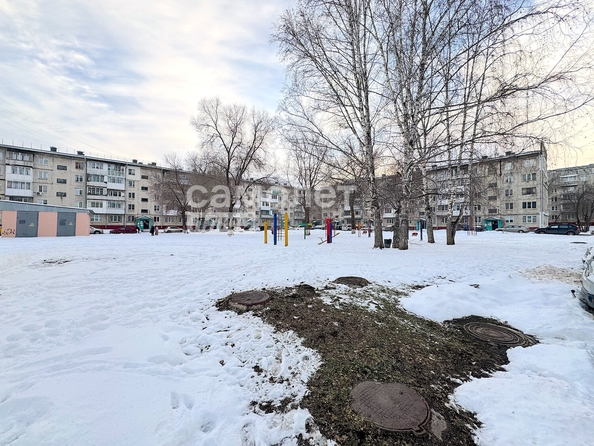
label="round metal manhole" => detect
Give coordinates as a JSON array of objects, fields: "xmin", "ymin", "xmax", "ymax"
[
  {"xmin": 333, "ymin": 276, "xmax": 371, "ymax": 288},
  {"xmin": 463, "ymin": 322, "xmax": 527, "ymax": 346},
  {"xmin": 229, "ymin": 291, "xmax": 270, "ymax": 310},
  {"xmin": 351, "ymin": 381, "xmax": 430, "ymax": 436}
]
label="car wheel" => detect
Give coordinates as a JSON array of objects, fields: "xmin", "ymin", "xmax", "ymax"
[
  {"xmin": 567, "ymin": 231, "xmax": 576, "ymax": 235},
  {"xmin": 94, "ymin": 230, "xmax": 101, "ymax": 234},
  {"xmin": 518, "ymin": 230, "xmax": 524, "ymax": 233}
]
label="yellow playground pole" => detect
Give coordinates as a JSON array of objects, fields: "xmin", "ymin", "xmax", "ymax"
[
  {"xmin": 284, "ymin": 212, "xmax": 289, "ymax": 246},
  {"xmin": 264, "ymin": 221, "xmax": 268, "ymax": 244}
]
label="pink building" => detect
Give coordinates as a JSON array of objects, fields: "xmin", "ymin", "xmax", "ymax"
[{"xmin": 0, "ymin": 201, "xmax": 90, "ymax": 238}]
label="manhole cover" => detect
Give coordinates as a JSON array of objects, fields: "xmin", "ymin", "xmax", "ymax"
[
  {"xmin": 333, "ymin": 276, "xmax": 371, "ymax": 288},
  {"xmin": 463, "ymin": 322, "xmax": 527, "ymax": 346},
  {"xmin": 229, "ymin": 291, "xmax": 270, "ymax": 310},
  {"xmin": 351, "ymin": 381, "xmax": 430, "ymax": 436}
]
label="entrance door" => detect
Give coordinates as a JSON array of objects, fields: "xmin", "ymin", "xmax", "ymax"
[
  {"xmin": 16, "ymin": 211, "xmax": 38, "ymax": 237},
  {"xmin": 57, "ymin": 212, "xmax": 76, "ymax": 236}
]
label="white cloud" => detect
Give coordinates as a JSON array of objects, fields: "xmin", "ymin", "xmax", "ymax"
[{"xmin": 0, "ymin": 0, "xmax": 292, "ymax": 162}]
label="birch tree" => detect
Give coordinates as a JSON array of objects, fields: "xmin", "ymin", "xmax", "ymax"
[{"xmin": 274, "ymin": 0, "xmax": 388, "ymax": 248}]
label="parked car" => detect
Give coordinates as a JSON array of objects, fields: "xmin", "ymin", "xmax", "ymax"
[
  {"xmin": 89, "ymin": 226, "xmax": 104, "ymax": 234},
  {"xmin": 495, "ymin": 225, "xmax": 529, "ymax": 233},
  {"xmin": 534, "ymin": 224, "xmax": 579, "ymax": 235},
  {"xmin": 110, "ymin": 226, "xmax": 139, "ymax": 234},
  {"xmin": 164, "ymin": 226, "xmax": 184, "ymax": 233}
]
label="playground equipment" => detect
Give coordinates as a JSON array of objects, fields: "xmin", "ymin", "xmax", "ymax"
[{"xmin": 264, "ymin": 213, "xmax": 290, "ymax": 246}]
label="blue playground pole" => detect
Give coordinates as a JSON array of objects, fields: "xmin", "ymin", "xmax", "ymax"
[{"xmin": 273, "ymin": 213, "xmax": 278, "ymax": 245}]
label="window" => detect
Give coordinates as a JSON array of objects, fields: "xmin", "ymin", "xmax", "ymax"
[
  {"xmin": 505, "ymin": 216, "xmax": 514, "ymax": 223},
  {"xmin": 522, "ymin": 173, "xmax": 537, "ymax": 182},
  {"xmin": 75, "ymin": 175, "xmax": 84, "ymax": 182},
  {"xmin": 128, "ymin": 204, "xmax": 135, "ymax": 211},
  {"xmin": 488, "ymin": 183, "xmax": 497, "ymax": 188},
  {"xmin": 141, "ymin": 209, "xmax": 149, "ymax": 214},
  {"xmin": 128, "ymin": 168, "xmax": 136, "ymax": 175},
  {"xmin": 141, "ymin": 186, "xmax": 149, "ymax": 191},
  {"xmin": 57, "ymin": 165, "xmax": 67, "ymax": 170},
  {"xmin": 521, "ymin": 187, "xmax": 536, "ymax": 195},
  {"xmin": 75, "ymin": 189, "xmax": 83, "ymax": 196},
  {"xmin": 488, "ymin": 208, "xmax": 498, "ymax": 214},
  {"xmin": 76, "ymin": 201, "xmax": 83, "ymax": 208},
  {"xmin": 89, "ymin": 201, "xmax": 103, "ymax": 208},
  {"xmin": 128, "ymin": 180, "xmax": 135, "ymax": 187},
  {"xmin": 474, "ymin": 204, "xmax": 481, "ymax": 211},
  {"xmin": 38, "ymin": 185, "xmax": 48, "ymax": 193},
  {"xmin": 504, "ymin": 175, "xmax": 513, "ymax": 183},
  {"xmin": 154, "ymin": 205, "xmax": 160, "ymax": 212},
  {"xmin": 89, "ymin": 161, "xmax": 104, "ymax": 169},
  {"xmin": 154, "ymin": 216, "xmax": 160, "ymax": 223},
  {"xmin": 522, "ymin": 215, "xmax": 537, "ymax": 223},
  {"xmin": 38, "ymin": 171, "xmax": 49, "ymax": 180},
  {"xmin": 126, "ymin": 215, "xmax": 136, "ymax": 223},
  {"xmin": 11, "ymin": 166, "xmax": 31, "ymax": 175},
  {"xmin": 7, "ymin": 152, "xmax": 33, "ymax": 161},
  {"xmin": 522, "ymin": 201, "xmax": 537, "ymax": 209},
  {"xmin": 38, "ymin": 157, "xmax": 49, "ymax": 165},
  {"xmin": 88, "ymin": 174, "xmax": 105, "ymax": 182},
  {"xmin": 91, "ymin": 214, "xmax": 103, "ymax": 222},
  {"xmin": 166, "ymin": 216, "xmax": 175, "ymax": 223},
  {"xmin": 7, "ymin": 181, "xmax": 31, "ymax": 190},
  {"xmin": 38, "ymin": 199, "xmax": 48, "ymax": 205},
  {"xmin": 108, "ymin": 190, "xmax": 124, "ymax": 197},
  {"xmin": 504, "ymin": 189, "xmax": 513, "ymax": 196},
  {"xmin": 107, "ymin": 201, "xmax": 123, "ymax": 209},
  {"xmin": 128, "ymin": 192, "xmax": 135, "ymax": 199},
  {"xmin": 56, "ymin": 192, "xmax": 66, "ymax": 197},
  {"xmin": 107, "ymin": 176, "xmax": 125, "ymax": 184},
  {"xmin": 56, "ymin": 178, "xmax": 67, "ymax": 184},
  {"xmin": 141, "ymin": 198, "xmax": 148, "ymax": 202},
  {"xmin": 88, "ymin": 187, "xmax": 105, "ymax": 196},
  {"xmin": 505, "ymin": 203, "xmax": 514, "ymax": 210},
  {"xmin": 503, "ymin": 162, "xmax": 513, "ymax": 171},
  {"xmin": 488, "ymin": 195, "xmax": 497, "ymax": 201},
  {"xmin": 141, "ymin": 175, "xmax": 149, "ymax": 180},
  {"xmin": 108, "ymin": 215, "xmax": 123, "ymax": 223},
  {"xmin": 75, "ymin": 162, "xmax": 84, "ymax": 170}
]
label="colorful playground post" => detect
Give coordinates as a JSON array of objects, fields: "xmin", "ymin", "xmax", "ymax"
[
  {"xmin": 273, "ymin": 213, "xmax": 278, "ymax": 245},
  {"xmin": 264, "ymin": 221, "xmax": 268, "ymax": 244},
  {"xmin": 326, "ymin": 218, "xmax": 332, "ymax": 243},
  {"xmin": 284, "ymin": 212, "xmax": 289, "ymax": 247}
]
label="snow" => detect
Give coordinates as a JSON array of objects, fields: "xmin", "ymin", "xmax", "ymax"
[{"xmin": 1, "ymin": 229, "xmax": 594, "ymax": 445}]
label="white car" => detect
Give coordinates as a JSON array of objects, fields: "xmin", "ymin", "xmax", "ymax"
[
  {"xmin": 90, "ymin": 226, "xmax": 104, "ymax": 234},
  {"xmin": 164, "ymin": 226, "xmax": 184, "ymax": 233},
  {"xmin": 495, "ymin": 225, "xmax": 529, "ymax": 233}
]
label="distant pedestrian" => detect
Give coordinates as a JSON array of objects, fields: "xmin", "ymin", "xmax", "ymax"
[
  {"xmin": 154, "ymin": 226, "xmax": 159, "ymax": 236},
  {"xmin": 150, "ymin": 225, "xmax": 155, "ymax": 236}
]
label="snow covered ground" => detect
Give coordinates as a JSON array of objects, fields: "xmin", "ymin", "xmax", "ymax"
[{"xmin": 1, "ymin": 229, "xmax": 593, "ymax": 445}]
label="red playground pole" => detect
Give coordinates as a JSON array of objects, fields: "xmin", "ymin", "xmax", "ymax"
[{"xmin": 326, "ymin": 218, "xmax": 332, "ymax": 243}]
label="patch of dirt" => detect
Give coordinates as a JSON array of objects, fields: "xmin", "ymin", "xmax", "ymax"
[
  {"xmin": 218, "ymin": 284, "xmax": 535, "ymax": 445},
  {"xmin": 521, "ymin": 265, "xmax": 581, "ymax": 285}
]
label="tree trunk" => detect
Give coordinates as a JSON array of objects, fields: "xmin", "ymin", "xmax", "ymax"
[
  {"xmin": 398, "ymin": 215, "xmax": 409, "ymax": 250},
  {"xmin": 446, "ymin": 219, "xmax": 456, "ymax": 245}
]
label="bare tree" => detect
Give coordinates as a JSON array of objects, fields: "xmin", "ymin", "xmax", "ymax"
[
  {"xmin": 274, "ymin": 0, "xmax": 388, "ymax": 249},
  {"xmin": 190, "ymin": 97, "xmax": 274, "ymax": 234},
  {"xmin": 152, "ymin": 153, "xmax": 196, "ymax": 232},
  {"xmin": 280, "ymin": 128, "xmax": 331, "ymax": 227}
]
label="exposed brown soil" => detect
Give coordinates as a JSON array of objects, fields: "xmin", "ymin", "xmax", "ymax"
[{"xmin": 217, "ymin": 282, "xmax": 537, "ymax": 445}]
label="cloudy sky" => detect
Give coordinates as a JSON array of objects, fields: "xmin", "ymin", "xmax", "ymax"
[
  {"xmin": 0, "ymin": 0, "xmax": 293, "ymax": 163},
  {"xmin": 0, "ymin": 0, "xmax": 592, "ymax": 168}
]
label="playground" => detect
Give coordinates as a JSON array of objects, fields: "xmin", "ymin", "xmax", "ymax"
[{"xmin": 1, "ymin": 230, "xmax": 593, "ymax": 445}]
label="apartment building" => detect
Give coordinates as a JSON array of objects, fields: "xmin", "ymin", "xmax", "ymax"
[
  {"xmin": 0, "ymin": 143, "xmax": 165, "ymax": 230},
  {"xmin": 548, "ymin": 164, "xmax": 594, "ymax": 224}
]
